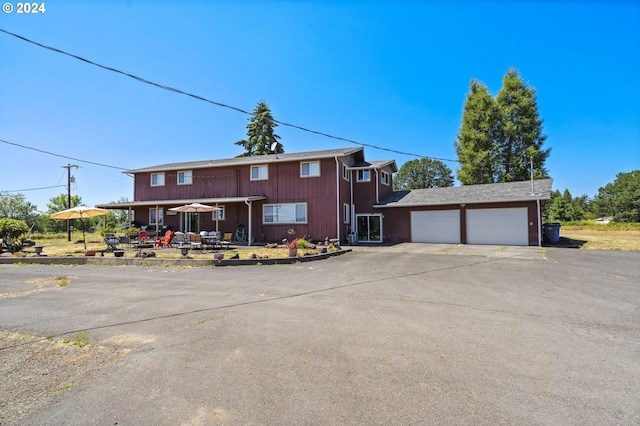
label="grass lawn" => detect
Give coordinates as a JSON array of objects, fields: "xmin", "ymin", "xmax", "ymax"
[
  {"xmin": 19, "ymin": 233, "xmax": 324, "ymax": 260},
  {"xmin": 560, "ymin": 225, "xmax": 640, "ymax": 252}
]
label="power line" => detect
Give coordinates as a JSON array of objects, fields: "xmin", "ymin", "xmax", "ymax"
[
  {"xmin": 0, "ymin": 138, "xmax": 128, "ymax": 171},
  {"xmin": 0, "ymin": 28, "xmax": 460, "ymax": 164},
  {"xmin": 4, "ymin": 185, "xmax": 66, "ymax": 192}
]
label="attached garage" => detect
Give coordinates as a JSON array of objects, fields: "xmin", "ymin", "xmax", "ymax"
[
  {"xmin": 411, "ymin": 210, "xmax": 460, "ymax": 243},
  {"xmin": 375, "ymin": 179, "xmax": 553, "ymax": 246},
  {"xmin": 466, "ymin": 208, "xmax": 529, "ymax": 246}
]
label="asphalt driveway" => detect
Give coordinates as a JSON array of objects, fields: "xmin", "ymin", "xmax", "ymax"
[{"xmin": 1, "ymin": 248, "xmax": 638, "ymax": 425}]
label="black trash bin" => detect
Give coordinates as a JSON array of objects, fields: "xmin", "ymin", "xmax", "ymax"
[{"xmin": 543, "ymin": 222, "xmax": 561, "ymax": 243}]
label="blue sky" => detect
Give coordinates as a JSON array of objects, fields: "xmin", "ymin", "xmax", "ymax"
[{"xmin": 1, "ymin": 0, "xmax": 639, "ymax": 211}]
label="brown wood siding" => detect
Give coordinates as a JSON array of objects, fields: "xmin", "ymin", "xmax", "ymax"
[
  {"xmin": 352, "ymin": 172, "xmax": 377, "ymax": 214},
  {"xmin": 133, "ymin": 157, "xmax": 346, "ymax": 242},
  {"xmin": 378, "ymin": 166, "xmax": 394, "ymax": 201},
  {"xmin": 380, "ymin": 200, "xmax": 543, "ymax": 245}
]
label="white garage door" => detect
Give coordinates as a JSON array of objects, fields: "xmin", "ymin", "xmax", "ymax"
[
  {"xmin": 466, "ymin": 208, "xmax": 528, "ymax": 246},
  {"xmin": 411, "ymin": 210, "xmax": 460, "ymax": 244}
]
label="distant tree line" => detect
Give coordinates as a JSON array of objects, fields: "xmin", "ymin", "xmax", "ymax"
[{"xmin": 545, "ymin": 170, "xmax": 640, "ymax": 222}]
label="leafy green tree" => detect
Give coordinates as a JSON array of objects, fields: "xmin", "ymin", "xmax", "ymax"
[
  {"xmin": 45, "ymin": 194, "xmax": 83, "ymax": 233},
  {"xmin": 394, "ymin": 158, "xmax": 454, "ymax": 191},
  {"xmin": 591, "ymin": 170, "xmax": 640, "ymax": 222},
  {"xmin": 456, "ymin": 69, "xmax": 550, "ymax": 184},
  {"xmin": 0, "ymin": 218, "xmax": 29, "ymax": 252},
  {"xmin": 235, "ymin": 101, "xmax": 284, "ymax": 157},
  {"xmin": 545, "ymin": 189, "xmax": 586, "ymax": 222},
  {"xmin": 0, "ymin": 192, "xmax": 41, "ymax": 230},
  {"xmin": 102, "ymin": 197, "xmax": 130, "ymax": 229}
]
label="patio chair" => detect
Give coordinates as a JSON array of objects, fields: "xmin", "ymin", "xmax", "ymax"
[
  {"xmin": 136, "ymin": 230, "xmax": 153, "ymax": 248},
  {"xmin": 171, "ymin": 232, "xmax": 189, "ymax": 248},
  {"xmin": 156, "ymin": 230, "xmax": 174, "ymax": 248},
  {"xmin": 221, "ymin": 232, "xmax": 233, "ymax": 249},
  {"xmin": 189, "ymin": 233, "xmax": 203, "ymax": 250}
]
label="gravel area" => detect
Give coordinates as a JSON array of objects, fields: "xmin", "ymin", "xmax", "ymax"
[{"xmin": 0, "ymin": 332, "xmax": 129, "ymax": 425}]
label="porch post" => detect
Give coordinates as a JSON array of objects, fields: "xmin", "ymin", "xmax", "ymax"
[{"xmin": 245, "ymin": 199, "xmax": 252, "ymax": 246}]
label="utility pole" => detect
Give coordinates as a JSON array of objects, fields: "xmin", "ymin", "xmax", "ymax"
[{"xmin": 62, "ymin": 164, "xmax": 78, "ymax": 241}]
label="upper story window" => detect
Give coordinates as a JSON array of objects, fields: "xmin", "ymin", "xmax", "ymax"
[
  {"xmin": 212, "ymin": 205, "xmax": 225, "ymax": 221},
  {"xmin": 177, "ymin": 170, "xmax": 193, "ymax": 185},
  {"xmin": 357, "ymin": 169, "xmax": 371, "ymax": 182},
  {"xmin": 251, "ymin": 165, "xmax": 269, "ymax": 181},
  {"xmin": 300, "ymin": 161, "xmax": 320, "ymax": 177},
  {"xmin": 381, "ymin": 171, "xmax": 390, "ymax": 186},
  {"xmin": 342, "ymin": 164, "xmax": 349, "ymax": 181},
  {"xmin": 151, "ymin": 173, "xmax": 165, "ymax": 187}
]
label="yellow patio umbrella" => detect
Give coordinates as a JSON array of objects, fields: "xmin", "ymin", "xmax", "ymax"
[{"xmin": 50, "ymin": 206, "xmax": 109, "ymax": 249}]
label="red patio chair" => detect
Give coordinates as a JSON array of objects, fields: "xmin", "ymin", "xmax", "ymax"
[{"xmin": 156, "ymin": 230, "xmax": 174, "ymax": 248}]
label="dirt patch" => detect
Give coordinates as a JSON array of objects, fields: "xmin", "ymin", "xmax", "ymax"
[{"xmin": 0, "ymin": 332, "xmax": 130, "ymax": 425}]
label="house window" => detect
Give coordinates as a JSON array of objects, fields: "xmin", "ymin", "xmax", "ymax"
[
  {"xmin": 177, "ymin": 170, "xmax": 192, "ymax": 185},
  {"xmin": 301, "ymin": 161, "xmax": 320, "ymax": 177},
  {"xmin": 342, "ymin": 164, "xmax": 349, "ymax": 181},
  {"xmin": 381, "ymin": 171, "xmax": 390, "ymax": 186},
  {"xmin": 211, "ymin": 205, "xmax": 225, "ymax": 221},
  {"xmin": 343, "ymin": 203, "xmax": 350, "ymax": 224},
  {"xmin": 151, "ymin": 173, "xmax": 165, "ymax": 187},
  {"xmin": 357, "ymin": 169, "xmax": 371, "ymax": 182},
  {"xmin": 150, "ymin": 208, "xmax": 164, "ymax": 226},
  {"xmin": 251, "ymin": 165, "xmax": 268, "ymax": 181},
  {"xmin": 263, "ymin": 203, "xmax": 307, "ymax": 224}
]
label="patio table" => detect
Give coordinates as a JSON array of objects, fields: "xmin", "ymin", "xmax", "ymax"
[{"xmin": 201, "ymin": 235, "xmax": 221, "ymax": 251}]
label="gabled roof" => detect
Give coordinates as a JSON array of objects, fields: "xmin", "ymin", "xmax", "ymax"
[
  {"xmin": 126, "ymin": 147, "xmax": 364, "ymax": 174},
  {"xmin": 375, "ymin": 179, "xmax": 553, "ymax": 208},
  {"xmin": 351, "ymin": 160, "xmax": 398, "ymax": 173}
]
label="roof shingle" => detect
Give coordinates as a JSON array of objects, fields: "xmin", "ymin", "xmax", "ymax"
[{"xmin": 376, "ymin": 179, "xmax": 553, "ymax": 207}]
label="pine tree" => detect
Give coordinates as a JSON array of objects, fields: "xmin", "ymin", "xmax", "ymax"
[
  {"xmin": 235, "ymin": 101, "xmax": 284, "ymax": 157},
  {"xmin": 495, "ymin": 68, "xmax": 550, "ymax": 182},
  {"xmin": 456, "ymin": 69, "xmax": 550, "ymax": 184},
  {"xmin": 455, "ymin": 80, "xmax": 500, "ymax": 184}
]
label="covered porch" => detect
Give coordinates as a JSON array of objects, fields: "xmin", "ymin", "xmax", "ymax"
[{"xmin": 96, "ymin": 196, "xmax": 266, "ymax": 246}]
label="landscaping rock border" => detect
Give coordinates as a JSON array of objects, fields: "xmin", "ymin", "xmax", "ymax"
[{"xmin": 0, "ymin": 249, "xmax": 351, "ymax": 267}]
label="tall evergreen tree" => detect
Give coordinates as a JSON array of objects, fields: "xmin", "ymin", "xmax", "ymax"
[
  {"xmin": 455, "ymin": 80, "xmax": 500, "ymax": 184},
  {"xmin": 456, "ymin": 69, "xmax": 550, "ymax": 184},
  {"xmin": 495, "ymin": 68, "xmax": 550, "ymax": 182},
  {"xmin": 235, "ymin": 101, "xmax": 284, "ymax": 157}
]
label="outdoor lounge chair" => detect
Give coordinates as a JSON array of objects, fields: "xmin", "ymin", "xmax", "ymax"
[{"xmin": 156, "ymin": 230, "xmax": 174, "ymax": 248}]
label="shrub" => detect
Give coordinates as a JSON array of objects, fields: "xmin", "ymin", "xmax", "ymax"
[{"xmin": 0, "ymin": 218, "xmax": 29, "ymax": 252}]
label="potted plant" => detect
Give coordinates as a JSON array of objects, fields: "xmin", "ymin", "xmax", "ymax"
[{"xmin": 286, "ymin": 239, "xmax": 298, "ymax": 257}]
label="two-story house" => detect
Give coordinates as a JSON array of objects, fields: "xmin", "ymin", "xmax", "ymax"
[
  {"xmin": 98, "ymin": 147, "xmax": 397, "ymax": 245},
  {"xmin": 98, "ymin": 146, "xmax": 552, "ymax": 246}
]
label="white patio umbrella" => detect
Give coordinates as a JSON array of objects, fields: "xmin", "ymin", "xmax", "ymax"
[
  {"xmin": 50, "ymin": 206, "xmax": 109, "ymax": 249},
  {"xmin": 169, "ymin": 203, "xmax": 221, "ymax": 233}
]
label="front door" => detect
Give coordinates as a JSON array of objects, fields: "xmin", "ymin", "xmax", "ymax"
[{"xmin": 356, "ymin": 214, "xmax": 382, "ymax": 243}]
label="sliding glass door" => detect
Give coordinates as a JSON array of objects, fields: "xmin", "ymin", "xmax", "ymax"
[{"xmin": 356, "ymin": 214, "xmax": 382, "ymax": 243}]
